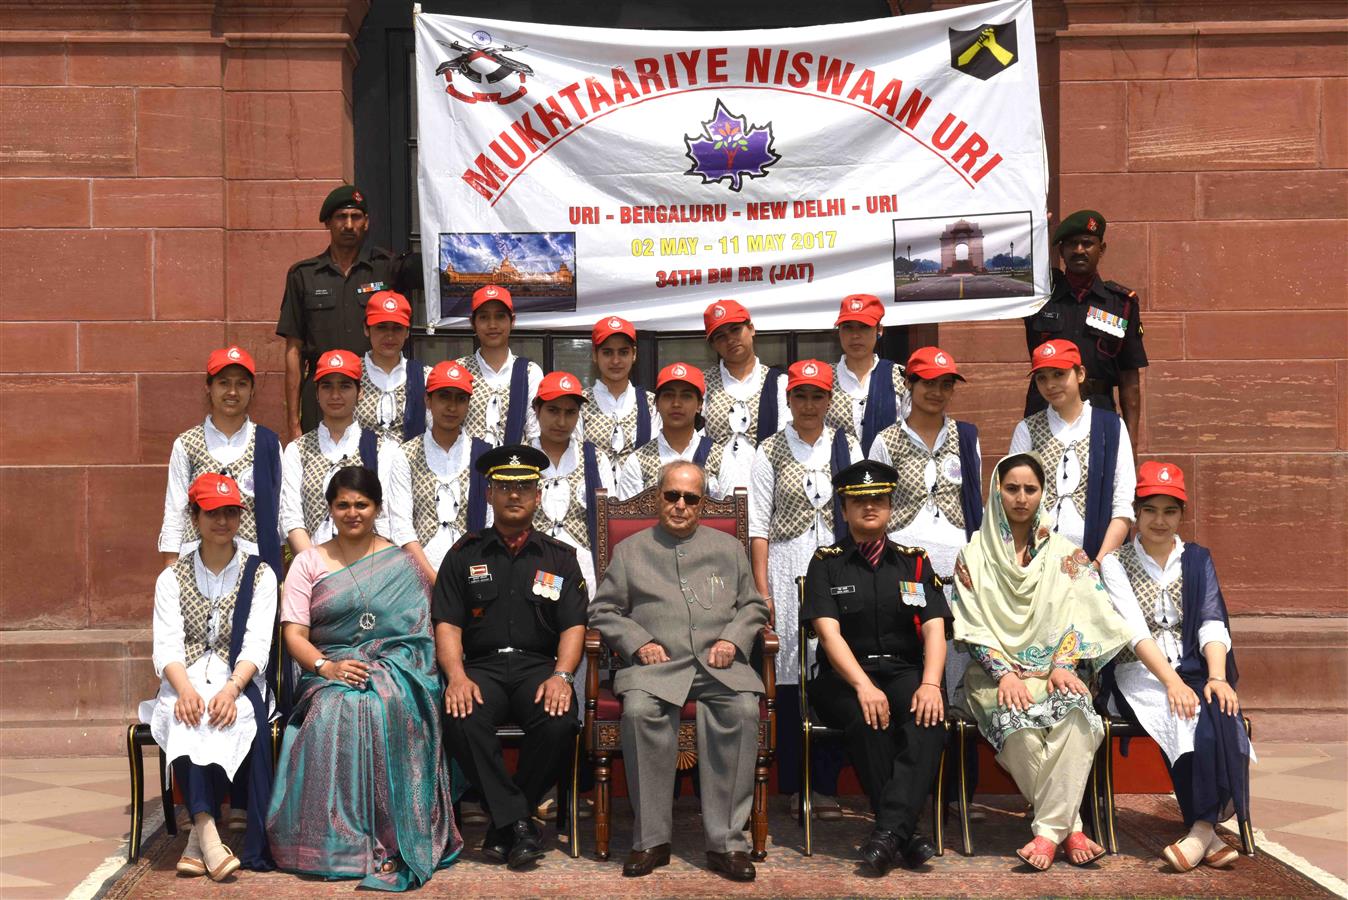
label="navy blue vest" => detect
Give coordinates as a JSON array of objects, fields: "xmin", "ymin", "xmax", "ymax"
[
  {"xmin": 401, "ymin": 359, "xmax": 427, "ymax": 442},
  {"xmin": 860, "ymin": 358, "xmax": 899, "ymax": 454},
  {"xmin": 226, "ymin": 555, "xmax": 275, "ymax": 870},
  {"xmin": 1082, "ymin": 408, "xmax": 1122, "ymax": 559}
]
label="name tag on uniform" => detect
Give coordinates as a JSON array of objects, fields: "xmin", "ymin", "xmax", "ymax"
[
  {"xmin": 357, "ymin": 281, "xmax": 386, "ymax": 294},
  {"xmin": 829, "ymin": 585, "xmax": 856, "ymax": 596},
  {"xmin": 468, "ymin": 564, "xmax": 491, "ymax": 584},
  {"xmin": 312, "ymin": 288, "xmax": 331, "ymax": 296},
  {"xmin": 533, "ymin": 570, "xmax": 562, "ymax": 601},
  {"xmin": 1086, "ymin": 305, "xmax": 1127, "ymax": 338},
  {"xmin": 899, "ymin": 581, "xmax": 926, "ymax": 608}
]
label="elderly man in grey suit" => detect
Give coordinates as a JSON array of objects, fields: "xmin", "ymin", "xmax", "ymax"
[{"xmin": 589, "ymin": 459, "xmax": 768, "ymax": 882}]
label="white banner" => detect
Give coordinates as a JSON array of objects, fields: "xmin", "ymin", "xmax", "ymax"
[{"xmin": 415, "ymin": 0, "xmax": 1048, "ymax": 331}]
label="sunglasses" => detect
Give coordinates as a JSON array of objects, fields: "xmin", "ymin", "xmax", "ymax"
[{"xmin": 662, "ymin": 490, "xmax": 703, "ymax": 506}]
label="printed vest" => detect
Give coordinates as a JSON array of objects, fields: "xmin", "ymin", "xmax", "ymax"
[
  {"xmin": 458, "ymin": 355, "xmax": 511, "ymax": 445},
  {"xmin": 581, "ymin": 386, "xmax": 654, "ymax": 459},
  {"xmin": 824, "ymin": 361, "xmax": 908, "ymax": 438},
  {"xmin": 535, "ymin": 462, "xmax": 592, "ymax": 549},
  {"xmin": 402, "ymin": 434, "xmax": 474, "ymax": 545},
  {"xmin": 174, "ymin": 554, "xmax": 262, "ymax": 668},
  {"xmin": 354, "ymin": 365, "xmax": 407, "ymax": 445},
  {"xmin": 1026, "ymin": 410, "xmax": 1091, "ymax": 520},
  {"xmin": 876, "ymin": 423, "xmax": 966, "ymax": 533},
  {"xmin": 761, "ymin": 430, "xmax": 838, "ymax": 542},
  {"xmin": 1112, "ymin": 541, "xmax": 1183, "ymax": 667},
  {"xmin": 702, "ymin": 362, "xmax": 768, "ymax": 447},
  {"xmin": 180, "ymin": 425, "xmax": 258, "ymax": 544},
  {"xmin": 631, "ymin": 437, "xmax": 725, "ymax": 493},
  {"xmin": 297, "ymin": 430, "xmax": 366, "ymax": 535}
]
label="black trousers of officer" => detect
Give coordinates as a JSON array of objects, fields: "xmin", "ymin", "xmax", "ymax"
[
  {"xmin": 810, "ymin": 660, "xmax": 946, "ymax": 837},
  {"xmin": 443, "ymin": 652, "xmax": 577, "ymax": 828}
]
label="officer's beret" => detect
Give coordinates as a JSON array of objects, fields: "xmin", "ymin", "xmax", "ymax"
[
  {"xmin": 1052, "ymin": 209, "xmax": 1106, "ymax": 245},
  {"xmin": 319, "ymin": 184, "xmax": 367, "ymax": 223}
]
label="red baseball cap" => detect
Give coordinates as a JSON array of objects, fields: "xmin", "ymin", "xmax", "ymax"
[
  {"xmin": 787, "ymin": 359, "xmax": 833, "ymax": 392},
  {"xmin": 592, "ymin": 315, "xmax": 637, "ymax": 346},
  {"xmin": 426, "ymin": 361, "xmax": 473, "ymax": 394},
  {"xmin": 1029, "ymin": 339, "xmax": 1083, "ymax": 372},
  {"xmin": 906, "ymin": 346, "xmax": 966, "ymax": 382},
  {"xmin": 834, "ymin": 294, "xmax": 884, "ymax": 327},
  {"xmin": 366, "ymin": 290, "xmax": 411, "ymax": 327},
  {"xmin": 1136, "ymin": 461, "xmax": 1188, "ymax": 502},
  {"xmin": 471, "ymin": 284, "xmax": 513, "ymax": 313},
  {"xmin": 206, "ymin": 346, "xmax": 255, "ymax": 377},
  {"xmin": 537, "ymin": 371, "xmax": 585, "ymax": 403},
  {"xmin": 656, "ymin": 362, "xmax": 705, "ymax": 396},
  {"xmin": 313, "ymin": 350, "xmax": 362, "ymax": 382},
  {"xmin": 188, "ymin": 472, "xmax": 245, "ymax": 511},
  {"xmin": 703, "ymin": 299, "xmax": 751, "ymax": 338}
]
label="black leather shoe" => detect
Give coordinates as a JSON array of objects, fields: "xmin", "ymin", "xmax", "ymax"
[
  {"xmin": 480, "ymin": 825, "xmax": 510, "ymax": 864},
  {"xmin": 705, "ymin": 850, "xmax": 756, "ymax": 882},
  {"xmin": 901, "ymin": 833, "xmax": 937, "ymax": 869},
  {"xmin": 623, "ymin": 843, "xmax": 671, "ymax": 877},
  {"xmin": 859, "ymin": 829, "xmax": 901, "ymax": 876},
  {"xmin": 506, "ymin": 818, "xmax": 546, "ymax": 870}
]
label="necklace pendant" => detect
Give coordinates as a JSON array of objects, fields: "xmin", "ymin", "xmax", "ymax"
[{"xmin": 358, "ymin": 611, "xmax": 376, "ymax": 631}]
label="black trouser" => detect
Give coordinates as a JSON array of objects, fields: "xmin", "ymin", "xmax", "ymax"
[
  {"xmin": 443, "ymin": 652, "xmax": 577, "ymax": 829},
  {"xmin": 810, "ymin": 661, "xmax": 946, "ymax": 838}
]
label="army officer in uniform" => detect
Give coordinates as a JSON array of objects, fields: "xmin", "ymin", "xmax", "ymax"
[
  {"xmin": 432, "ymin": 445, "xmax": 586, "ymax": 870},
  {"xmin": 802, "ymin": 460, "xmax": 949, "ymax": 876},
  {"xmin": 1023, "ymin": 210, "xmax": 1147, "ymax": 451}
]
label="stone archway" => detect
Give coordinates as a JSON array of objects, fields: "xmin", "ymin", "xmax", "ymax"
[{"xmin": 939, "ymin": 219, "xmax": 985, "ymax": 273}]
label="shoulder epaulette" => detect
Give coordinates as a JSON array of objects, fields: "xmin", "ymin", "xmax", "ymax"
[
  {"xmin": 812, "ymin": 545, "xmax": 844, "ymax": 560},
  {"xmin": 1103, "ymin": 280, "xmax": 1137, "ymax": 298},
  {"xmin": 536, "ymin": 531, "xmax": 573, "ymax": 553},
  {"xmin": 449, "ymin": 532, "xmax": 481, "ymax": 552},
  {"xmin": 890, "ymin": 542, "xmax": 928, "ymax": 557}
]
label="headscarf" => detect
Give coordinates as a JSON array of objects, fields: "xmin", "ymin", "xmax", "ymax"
[{"xmin": 953, "ymin": 452, "xmax": 1131, "ymax": 676}]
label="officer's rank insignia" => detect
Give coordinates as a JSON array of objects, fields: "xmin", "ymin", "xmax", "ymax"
[
  {"xmin": 533, "ymin": 570, "xmax": 562, "ymax": 600},
  {"xmin": 949, "ymin": 22, "xmax": 1018, "ymax": 81}
]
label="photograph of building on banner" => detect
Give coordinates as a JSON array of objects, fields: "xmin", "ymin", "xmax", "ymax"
[
  {"xmin": 439, "ymin": 231, "xmax": 578, "ymax": 317},
  {"xmin": 414, "ymin": 0, "xmax": 1050, "ymax": 331},
  {"xmin": 892, "ymin": 210, "xmax": 1033, "ymax": 302}
]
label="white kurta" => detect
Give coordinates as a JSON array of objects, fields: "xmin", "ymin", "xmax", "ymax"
[
  {"xmin": 158, "ymin": 417, "xmax": 267, "ymax": 558},
  {"xmin": 470, "ymin": 349, "xmax": 544, "ymax": 445},
  {"xmin": 279, "ymin": 422, "xmax": 396, "ymax": 544},
  {"xmin": 1009, "ymin": 402, "xmax": 1136, "ymax": 550},
  {"xmin": 1099, "ymin": 536, "xmax": 1243, "ymax": 765},
  {"xmin": 387, "ymin": 430, "xmax": 492, "ymax": 571},
  {"xmin": 749, "ymin": 425, "xmax": 861, "ymax": 686},
  {"xmin": 615, "ymin": 431, "xmax": 748, "ymax": 501},
  {"xmin": 363, "ymin": 352, "xmax": 433, "ymax": 439},
  {"xmin": 712, "ymin": 358, "xmax": 789, "ymax": 475},
  {"xmin": 138, "ymin": 548, "xmax": 277, "ymax": 779}
]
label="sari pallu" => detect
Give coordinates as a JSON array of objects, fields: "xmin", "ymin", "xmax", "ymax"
[{"xmin": 266, "ymin": 547, "xmax": 461, "ymax": 891}]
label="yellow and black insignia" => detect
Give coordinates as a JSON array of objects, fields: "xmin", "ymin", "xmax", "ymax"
[
  {"xmin": 813, "ymin": 545, "xmax": 844, "ymax": 560},
  {"xmin": 949, "ymin": 22, "xmax": 1018, "ymax": 81}
]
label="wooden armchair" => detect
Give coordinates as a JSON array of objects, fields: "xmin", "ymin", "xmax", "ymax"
[{"xmin": 583, "ymin": 486, "xmax": 778, "ymax": 860}]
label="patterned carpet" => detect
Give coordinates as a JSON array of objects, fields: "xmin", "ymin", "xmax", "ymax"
[{"xmin": 104, "ymin": 794, "xmax": 1335, "ymax": 899}]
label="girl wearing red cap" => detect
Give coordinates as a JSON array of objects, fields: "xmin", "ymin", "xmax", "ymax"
[
  {"xmin": 616, "ymin": 363, "xmax": 745, "ymax": 501},
  {"xmin": 454, "ymin": 284, "xmax": 543, "ymax": 447},
  {"xmin": 386, "ymin": 361, "xmax": 493, "ymax": 584},
  {"xmin": 749, "ymin": 360, "xmax": 862, "ymax": 819},
  {"xmin": 1098, "ymin": 462, "xmax": 1251, "ymax": 872},
  {"xmin": 141, "ymin": 473, "xmax": 278, "ymax": 879},
  {"xmin": 826, "ymin": 294, "xmax": 910, "ymax": 454},
  {"xmin": 1009, "ymin": 339, "xmax": 1135, "ymax": 561},
  {"xmin": 530, "ymin": 371, "xmax": 614, "ymax": 599},
  {"xmin": 158, "ymin": 347, "xmax": 284, "ymax": 578},
  {"xmin": 701, "ymin": 300, "xmax": 788, "ymax": 476},
  {"xmin": 355, "ymin": 291, "xmax": 433, "ymax": 444},
  {"xmin": 280, "ymin": 350, "xmax": 396, "ymax": 553},
  {"xmin": 579, "ymin": 316, "xmax": 658, "ymax": 485}
]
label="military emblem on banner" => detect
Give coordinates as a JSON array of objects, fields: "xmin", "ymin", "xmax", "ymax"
[
  {"xmin": 949, "ymin": 22, "xmax": 1019, "ymax": 81},
  {"xmin": 684, "ymin": 99, "xmax": 781, "ymax": 192},
  {"xmin": 435, "ymin": 31, "xmax": 534, "ymax": 105}
]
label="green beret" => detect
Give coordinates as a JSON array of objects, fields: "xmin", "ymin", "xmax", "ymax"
[
  {"xmin": 1053, "ymin": 209, "xmax": 1106, "ymax": 244},
  {"xmin": 319, "ymin": 184, "xmax": 367, "ymax": 223}
]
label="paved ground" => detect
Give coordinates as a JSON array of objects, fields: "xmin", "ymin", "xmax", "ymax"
[
  {"xmin": 895, "ymin": 273, "xmax": 1034, "ymax": 301},
  {"xmin": 0, "ymin": 741, "xmax": 1343, "ymax": 898}
]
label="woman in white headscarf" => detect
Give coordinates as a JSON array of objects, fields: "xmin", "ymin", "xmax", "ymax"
[{"xmin": 951, "ymin": 452, "xmax": 1132, "ymax": 871}]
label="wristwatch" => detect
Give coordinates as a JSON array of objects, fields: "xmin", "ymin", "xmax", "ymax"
[
  {"xmin": 314, "ymin": 657, "xmax": 329, "ymax": 675},
  {"xmin": 552, "ymin": 670, "xmax": 575, "ymax": 685}
]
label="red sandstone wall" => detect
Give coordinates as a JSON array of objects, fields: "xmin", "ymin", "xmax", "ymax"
[{"xmin": 0, "ymin": 1, "xmax": 1344, "ymax": 639}]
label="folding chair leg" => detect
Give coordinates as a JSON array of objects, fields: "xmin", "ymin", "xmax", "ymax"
[
  {"xmin": 1101, "ymin": 720, "xmax": 1119, "ymax": 855},
  {"xmin": 158, "ymin": 747, "xmax": 176, "ymax": 837},
  {"xmin": 932, "ymin": 733, "xmax": 946, "ymax": 857},
  {"xmin": 956, "ymin": 722, "xmax": 973, "ymax": 856},
  {"xmin": 1239, "ymin": 717, "xmax": 1256, "ymax": 856},
  {"xmin": 801, "ymin": 724, "xmax": 813, "ymax": 856},
  {"xmin": 127, "ymin": 725, "xmax": 145, "ymax": 863},
  {"xmin": 564, "ymin": 731, "xmax": 581, "ymax": 859}
]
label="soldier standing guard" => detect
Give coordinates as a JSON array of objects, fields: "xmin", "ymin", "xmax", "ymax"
[{"xmin": 1024, "ymin": 210, "xmax": 1147, "ymax": 452}]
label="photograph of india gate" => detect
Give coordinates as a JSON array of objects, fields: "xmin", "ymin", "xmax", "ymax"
[
  {"xmin": 439, "ymin": 231, "xmax": 578, "ymax": 317},
  {"xmin": 892, "ymin": 210, "xmax": 1034, "ymax": 301}
]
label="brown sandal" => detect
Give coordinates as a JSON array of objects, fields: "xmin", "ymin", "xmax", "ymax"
[
  {"xmin": 1015, "ymin": 836, "xmax": 1057, "ymax": 871},
  {"xmin": 1162, "ymin": 839, "xmax": 1201, "ymax": 873},
  {"xmin": 1204, "ymin": 843, "xmax": 1239, "ymax": 869},
  {"xmin": 1063, "ymin": 831, "xmax": 1105, "ymax": 866}
]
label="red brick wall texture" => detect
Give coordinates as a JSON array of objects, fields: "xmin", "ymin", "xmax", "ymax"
[{"xmin": 1, "ymin": 2, "xmax": 1344, "ymax": 635}]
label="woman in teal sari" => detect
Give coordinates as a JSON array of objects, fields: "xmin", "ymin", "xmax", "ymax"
[{"xmin": 268, "ymin": 466, "xmax": 461, "ymax": 891}]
